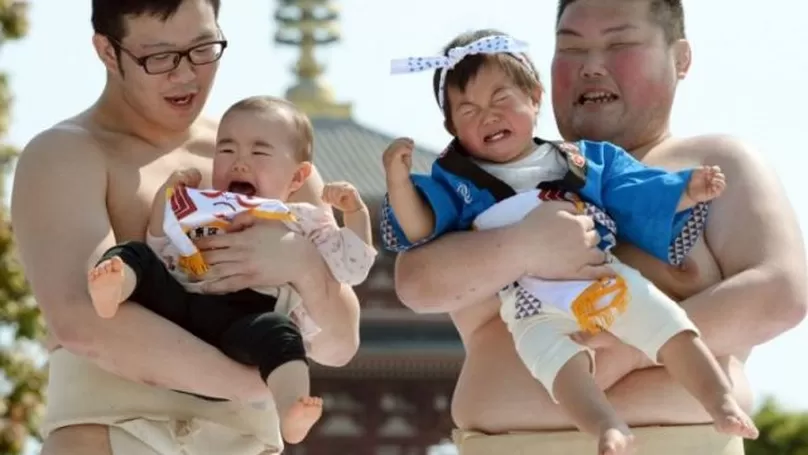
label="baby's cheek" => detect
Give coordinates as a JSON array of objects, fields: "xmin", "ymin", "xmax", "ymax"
[
  {"xmin": 456, "ymin": 125, "xmax": 482, "ymax": 151},
  {"xmin": 210, "ymin": 171, "xmax": 227, "ymax": 191}
]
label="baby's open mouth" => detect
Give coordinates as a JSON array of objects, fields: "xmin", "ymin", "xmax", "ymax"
[
  {"xmin": 484, "ymin": 129, "xmax": 512, "ymax": 143},
  {"xmin": 227, "ymin": 181, "xmax": 256, "ymax": 196}
]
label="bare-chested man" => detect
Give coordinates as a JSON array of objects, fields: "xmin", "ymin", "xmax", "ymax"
[
  {"xmin": 393, "ymin": 1, "xmax": 807, "ymax": 454},
  {"xmin": 10, "ymin": 1, "xmax": 360, "ymax": 454}
]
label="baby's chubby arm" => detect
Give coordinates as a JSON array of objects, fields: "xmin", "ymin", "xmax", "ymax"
[
  {"xmin": 383, "ymin": 138, "xmax": 435, "ymax": 244},
  {"xmin": 320, "ymin": 181, "xmax": 372, "ymax": 247}
]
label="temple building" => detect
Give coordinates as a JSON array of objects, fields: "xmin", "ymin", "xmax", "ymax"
[{"xmin": 271, "ymin": 1, "xmax": 463, "ymax": 453}]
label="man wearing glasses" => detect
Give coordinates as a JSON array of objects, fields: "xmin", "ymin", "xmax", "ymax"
[{"xmin": 10, "ymin": 1, "xmax": 361, "ymax": 454}]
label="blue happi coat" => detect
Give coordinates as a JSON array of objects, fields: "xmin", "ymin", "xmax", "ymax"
[{"xmin": 380, "ymin": 137, "xmax": 709, "ymax": 266}]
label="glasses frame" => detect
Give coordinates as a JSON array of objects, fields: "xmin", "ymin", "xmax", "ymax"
[{"xmin": 108, "ymin": 34, "xmax": 229, "ymax": 75}]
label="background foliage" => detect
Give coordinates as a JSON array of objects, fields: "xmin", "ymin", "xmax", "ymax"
[{"xmin": 0, "ymin": 2, "xmax": 47, "ymax": 454}]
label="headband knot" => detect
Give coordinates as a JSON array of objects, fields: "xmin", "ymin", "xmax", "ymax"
[{"xmin": 390, "ymin": 35, "xmax": 531, "ymax": 111}]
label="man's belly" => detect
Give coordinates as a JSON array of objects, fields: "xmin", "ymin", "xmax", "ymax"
[{"xmin": 451, "ymin": 319, "xmax": 753, "ymax": 434}]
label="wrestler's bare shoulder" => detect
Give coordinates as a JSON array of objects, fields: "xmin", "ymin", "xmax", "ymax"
[
  {"xmin": 22, "ymin": 110, "xmax": 218, "ymax": 157},
  {"xmin": 16, "ymin": 115, "xmax": 109, "ymax": 179},
  {"xmin": 645, "ymin": 134, "xmax": 760, "ymax": 168}
]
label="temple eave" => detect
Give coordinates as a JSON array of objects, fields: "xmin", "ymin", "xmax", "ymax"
[{"xmin": 310, "ymin": 351, "xmax": 464, "ymax": 379}]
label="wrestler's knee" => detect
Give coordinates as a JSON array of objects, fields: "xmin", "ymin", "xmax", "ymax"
[{"xmin": 41, "ymin": 424, "xmax": 113, "ymax": 455}]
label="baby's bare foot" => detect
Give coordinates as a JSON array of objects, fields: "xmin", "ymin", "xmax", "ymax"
[
  {"xmin": 88, "ymin": 257, "xmax": 127, "ymax": 319},
  {"xmin": 598, "ymin": 427, "xmax": 635, "ymax": 455},
  {"xmin": 688, "ymin": 165, "xmax": 726, "ymax": 202},
  {"xmin": 281, "ymin": 396, "xmax": 323, "ymax": 444},
  {"xmin": 710, "ymin": 394, "xmax": 759, "ymax": 439},
  {"xmin": 678, "ymin": 165, "xmax": 727, "ymax": 211}
]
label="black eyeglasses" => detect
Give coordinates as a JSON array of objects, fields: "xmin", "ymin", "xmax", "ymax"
[{"xmin": 108, "ymin": 36, "xmax": 228, "ymax": 75}]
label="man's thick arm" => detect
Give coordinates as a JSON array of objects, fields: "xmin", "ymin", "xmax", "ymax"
[
  {"xmin": 11, "ymin": 130, "xmax": 268, "ymax": 401},
  {"xmin": 288, "ymin": 167, "xmax": 360, "ymax": 366},
  {"xmin": 675, "ymin": 136, "xmax": 806, "ymax": 356},
  {"xmin": 393, "ymin": 196, "xmax": 613, "ymax": 315},
  {"xmin": 394, "ymin": 225, "xmax": 525, "ymax": 314}
]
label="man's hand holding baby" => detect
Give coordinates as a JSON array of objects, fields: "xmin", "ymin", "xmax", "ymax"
[{"xmin": 194, "ymin": 212, "xmax": 314, "ymax": 294}]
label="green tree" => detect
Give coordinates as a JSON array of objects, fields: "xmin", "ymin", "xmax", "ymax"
[
  {"xmin": 746, "ymin": 397, "xmax": 808, "ymax": 455},
  {"xmin": 0, "ymin": 2, "xmax": 47, "ymax": 454}
]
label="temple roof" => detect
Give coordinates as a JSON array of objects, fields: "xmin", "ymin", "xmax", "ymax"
[
  {"xmin": 273, "ymin": 0, "xmax": 438, "ymax": 198},
  {"xmin": 312, "ymin": 329, "xmax": 463, "ymax": 378},
  {"xmin": 359, "ymin": 320, "xmax": 462, "ymax": 351},
  {"xmin": 310, "ymin": 353, "xmax": 463, "ymax": 379},
  {"xmin": 312, "ymin": 118, "xmax": 436, "ymax": 198},
  {"xmin": 273, "ymin": 0, "xmax": 461, "ymax": 361},
  {"xmin": 311, "ymin": 320, "xmax": 464, "ymax": 376}
]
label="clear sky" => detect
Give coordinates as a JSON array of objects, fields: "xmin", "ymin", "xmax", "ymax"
[{"xmin": 3, "ymin": 0, "xmax": 808, "ymax": 412}]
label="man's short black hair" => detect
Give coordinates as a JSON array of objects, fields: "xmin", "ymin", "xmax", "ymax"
[
  {"xmin": 91, "ymin": 0, "xmax": 221, "ymax": 42},
  {"xmin": 433, "ymin": 29, "xmax": 542, "ymax": 128},
  {"xmin": 556, "ymin": 0, "xmax": 685, "ymax": 42}
]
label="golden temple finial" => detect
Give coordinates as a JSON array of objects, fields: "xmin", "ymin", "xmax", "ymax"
[{"xmin": 274, "ymin": 0, "xmax": 352, "ymax": 119}]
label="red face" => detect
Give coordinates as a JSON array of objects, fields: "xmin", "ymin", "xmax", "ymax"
[
  {"xmin": 445, "ymin": 62, "xmax": 540, "ymax": 163},
  {"xmin": 551, "ymin": 0, "xmax": 687, "ymax": 152}
]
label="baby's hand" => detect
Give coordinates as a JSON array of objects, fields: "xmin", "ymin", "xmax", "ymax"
[
  {"xmin": 322, "ymin": 181, "xmax": 366, "ymax": 213},
  {"xmin": 382, "ymin": 137, "xmax": 415, "ymax": 186},
  {"xmin": 166, "ymin": 168, "xmax": 203, "ymax": 189}
]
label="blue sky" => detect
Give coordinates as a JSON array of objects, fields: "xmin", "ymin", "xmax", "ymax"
[{"xmin": 3, "ymin": 0, "xmax": 808, "ymax": 413}]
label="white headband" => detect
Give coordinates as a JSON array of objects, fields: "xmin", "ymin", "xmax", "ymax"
[{"xmin": 390, "ymin": 35, "xmax": 532, "ymax": 111}]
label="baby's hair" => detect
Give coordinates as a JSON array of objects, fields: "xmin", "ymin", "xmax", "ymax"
[
  {"xmin": 433, "ymin": 29, "xmax": 543, "ymax": 129},
  {"xmin": 222, "ymin": 96, "xmax": 314, "ymax": 162}
]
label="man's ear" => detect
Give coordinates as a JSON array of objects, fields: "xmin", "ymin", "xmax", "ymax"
[
  {"xmin": 672, "ymin": 39, "xmax": 692, "ymax": 80},
  {"xmin": 92, "ymin": 33, "xmax": 123, "ymax": 76}
]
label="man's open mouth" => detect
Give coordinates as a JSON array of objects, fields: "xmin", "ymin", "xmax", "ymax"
[
  {"xmin": 165, "ymin": 94, "xmax": 196, "ymax": 107},
  {"xmin": 577, "ymin": 91, "xmax": 619, "ymax": 105}
]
